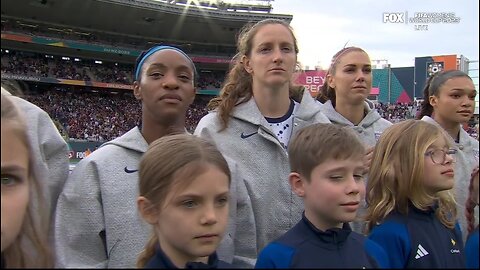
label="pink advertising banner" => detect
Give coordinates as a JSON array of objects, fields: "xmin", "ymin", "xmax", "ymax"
[{"xmin": 294, "ymin": 70, "xmax": 327, "ymax": 97}]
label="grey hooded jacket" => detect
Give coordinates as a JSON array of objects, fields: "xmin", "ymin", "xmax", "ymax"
[
  {"xmin": 9, "ymin": 94, "xmax": 69, "ymax": 249},
  {"xmin": 319, "ymin": 100, "xmax": 392, "ymax": 148},
  {"xmin": 194, "ymin": 89, "xmax": 330, "ymax": 266},
  {"xmin": 54, "ymin": 127, "xmax": 247, "ymax": 268}
]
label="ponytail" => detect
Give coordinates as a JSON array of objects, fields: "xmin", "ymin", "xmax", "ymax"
[
  {"xmin": 137, "ymin": 232, "xmax": 159, "ymax": 268},
  {"xmin": 417, "ymin": 70, "xmax": 472, "ymax": 119},
  {"xmin": 417, "ymin": 75, "xmax": 436, "ymax": 119}
]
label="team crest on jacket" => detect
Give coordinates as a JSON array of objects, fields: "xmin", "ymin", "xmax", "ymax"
[{"xmin": 374, "ymin": 132, "xmax": 382, "ymax": 141}]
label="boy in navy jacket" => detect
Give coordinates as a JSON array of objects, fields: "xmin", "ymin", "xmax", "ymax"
[{"xmin": 255, "ymin": 123, "xmax": 389, "ymax": 268}]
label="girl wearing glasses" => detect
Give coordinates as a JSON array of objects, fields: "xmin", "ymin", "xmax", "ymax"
[
  {"xmin": 365, "ymin": 120, "xmax": 465, "ymax": 268},
  {"xmin": 417, "ymin": 70, "xmax": 478, "ymax": 241}
]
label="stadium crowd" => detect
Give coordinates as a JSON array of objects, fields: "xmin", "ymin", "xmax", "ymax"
[
  {"xmin": 20, "ymin": 85, "xmax": 211, "ymax": 141},
  {"xmin": 1, "ymin": 50, "xmax": 226, "ymax": 88}
]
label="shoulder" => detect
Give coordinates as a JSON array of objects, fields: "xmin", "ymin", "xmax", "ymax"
[
  {"xmin": 377, "ymin": 117, "xmax": 393, "ymax": 127},
  {"xmin": 195, "ymin": 112, "xmax": 222, "ymax": 133},
  {"xmin": 368, "ymin": 217, "xmax": 411, "ymax": 250},
  {"xmin": 255, "ymin": 242, "xmax": 295, "ymax": 268},
  {"xmin": 362, "ymin": 237, "xmax": 390, "ymax": 268},
  {"xmin": 10, "ymin": 96, "xmax": 46, "ymax": 115},
  {"xmin": 465, "ymin": 229, "xmax": 479, "ymax": 249},
  {"xmin": 369, "ymin": 218, "xmax": 409, "ymax": 239}
]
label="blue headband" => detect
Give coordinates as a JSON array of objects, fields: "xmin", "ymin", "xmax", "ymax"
[{"xmin": 134, "ymin": 45, "xmax": 196, "ymax": 81}]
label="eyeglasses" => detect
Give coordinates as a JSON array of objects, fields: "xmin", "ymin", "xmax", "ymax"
[{"xmin": 424, "ymin": 148, "xmax": 457, "ymax": 164}]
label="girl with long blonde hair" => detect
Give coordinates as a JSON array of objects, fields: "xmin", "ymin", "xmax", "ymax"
[{"xmin": 366, "ymin": 120, "xmax": 464, "ymax": 268}]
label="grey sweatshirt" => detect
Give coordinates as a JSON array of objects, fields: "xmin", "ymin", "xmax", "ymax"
[
  {"xmin": 194, "ymin": 89, "xmax": 330, "ymax": 267},
  {"xmin": 421, "ymin": 116, "xmax": 479, "ymax": 241},
  {"xmin": 54, "ymin": 127, "xmax": 248, "ymax": 268},
  {"xmin": 9, "ymin": 95, "xmax": 70, "ymax": 249},
  {"xmin": 319, "ymin": 100, "xmax": 392, "ymax": 148}
]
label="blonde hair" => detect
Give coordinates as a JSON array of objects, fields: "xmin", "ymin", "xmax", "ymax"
[
  {"xmin": 207, "ymin": 18, "xmax": 304, "ymax": 130},
  {"xmin": 136, "ymin": 134, "xmax": 231, "ymax": 267},
  {"xmin": 366, "ymin": 120, "xmax": 457, "ymax": 233},
  {"xmin": 1, "ymin": 92, "xmax": 53, "ymax": 267},
  {"xmin": 288, "ymin": 123, "xmax": 365, "ymax": 181}
]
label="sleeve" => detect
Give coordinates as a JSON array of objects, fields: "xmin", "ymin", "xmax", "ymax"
[
  {"xmin": 364, "ymin": 238, "xmax": 391, "ymax": 268},
  {"xmin": 368, "ymin": 221, "xmax": 411, "ymax": 268},
  {"xmin": 54, "ymin": 158, "xmax": 108, "ymax": 268},
  {"xmin": 195, "ymin": 120, "xmax": 258, "ymax": 268},
  {"xmin": 193, "ymin": 113, "xmax": 218, "ymax": 139},
  {"xmin": 36, "ymin": 109, "xmax": 69, "ymax": 215},
  {"xmin": 232, "ymin": 171, "xmax": 258, "ymax": 268},
  {"xmin": 255, "ymin": 243, "xmax": 294, "ymax": 269},
  {"xmin": 465, "ymin": 229, "xmax": 479, "ymax": 269}
]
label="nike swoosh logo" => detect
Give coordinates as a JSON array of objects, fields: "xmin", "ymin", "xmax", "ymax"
[
  {"xmin": 240, "ymin": 132, "xmax": 258, "ymax": 139},
  {"xmin": 124, "ymin": 167, "xmax": 138, "ymax": 173}
]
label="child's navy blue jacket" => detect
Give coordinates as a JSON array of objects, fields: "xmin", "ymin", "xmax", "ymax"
[
  {"xmin": 368, "ymin": 203, "xmax": 465, "ymax": 268},
  {"xmin": 144, "ymin": 244, "xmax": 232, "ymax": 269},
  {"xmin": 255, "ymin": 213, "xmax": 389, "ymax": 268}
]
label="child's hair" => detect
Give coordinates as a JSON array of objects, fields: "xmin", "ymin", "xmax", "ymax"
[
  {"xmin": 288, "ymin": 123, "xmax": 365, "ymax": 181},
  {"xmin": 207, "ymin": 18, "xmax": 304, "ymax": 130},
  {"xmin": 465, "ymin": 167, "xmax": 479, "ymax": 234},
  {"xmin": 136, "ymin": 134, "xmax": 231, "ymax": 267},
  {"xmin": 1, "ymin": 93, "xmax": 53, "ymax": 267},
  {"xmin": 365, "ymin": 120, "xmax": 457, "ymax": 233},
  {"xmin": 417, "ymin": 70, "xmax": 472, "ymax": 119},
  {"xmin": 316, "ymin": 46, "xmax": 368, "ymax": 106}
]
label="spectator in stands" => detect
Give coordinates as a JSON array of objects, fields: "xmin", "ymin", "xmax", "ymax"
[
  {"xmin": 417, "ymin": 70, "xmax": 479, "ymax": 241},
  {"xmin": 1, "ymin": 93, "xmax": 54, "ymax": 268},
  {"xmin": 2, "ymin": 81, "xmax": 69, "ymax": 247},
  {"xmin": 195, "ymin": 18, "xmax": 330, "ymax": 267},
  {"xmin": 376, "ymin": 102, "xmax": 417, "ymax": 123},
  {"xmin": 315, "ymin": 47, "xmax": 392, "ymax": 233},
  {"xmin": 54, "ymin": 45, "xmax": 198, "ymax": 268}
]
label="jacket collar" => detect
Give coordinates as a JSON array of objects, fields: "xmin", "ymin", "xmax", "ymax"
[
  {"xmin": 231, "ymin": 88, "xmax": 322, "ymax": 127},
  {"xmin": 301, "ymin": 212, "xmax": 352, "ymax": 245},
  {"xmin": 145, "ymin": 244, "xmax": 220, "ymax": 269},
  {"xmin": 421, "ymin": 116, "xmax": 473, "ymax": 148}
]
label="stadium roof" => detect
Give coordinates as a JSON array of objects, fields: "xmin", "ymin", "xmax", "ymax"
[{"xmin": 2, "ymin": 0, "xmax": 292, "ymax": 46}]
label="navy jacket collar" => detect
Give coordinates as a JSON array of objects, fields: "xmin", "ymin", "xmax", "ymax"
[
  {"xmin": 145, "ymin": 244, "xmax": 222, "ymax": 269},
  {"xmin": 301, "ymin": 212, "xmax": 352, "ymax": 245}
]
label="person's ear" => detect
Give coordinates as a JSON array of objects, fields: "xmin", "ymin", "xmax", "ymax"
[
  {"xmin": 429, "ymin": 95, "xmax": 438, "ymax": 108},
  {"xmin": 133, "ymin": 81, "xmax": 142, "ymax": 101},
  {"xmin": 327, "ymin": 73, "xmax": 335, "ymax": 89},
  {"xmin": 137, "ymin": 196, "xmax": 158, "ymax": 224},
  {"xmin": 242, "ymin": 55, "xmax": 253, "ymax": 74},
  {"xmin": 289, "ymin": 172, "xmax": 306, "ymax": 197}
]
